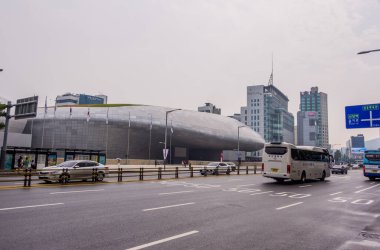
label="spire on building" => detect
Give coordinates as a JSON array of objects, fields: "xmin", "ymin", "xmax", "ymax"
[{"xmin": 268, "ymin": 54, "xmax": 274, "ymax": 86}]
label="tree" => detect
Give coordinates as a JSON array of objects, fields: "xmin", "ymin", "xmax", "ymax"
[
  {"xmin": 334, "ymin": 150, "xmax": 342, "ymax": 163},
  {"xmin": 0, "ymin": 103, "xmax": 7, "ymax": 130}
]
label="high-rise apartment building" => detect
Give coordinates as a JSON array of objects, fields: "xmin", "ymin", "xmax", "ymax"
[
  {"xmin": 298, "ymin": 87, "xmax": 329, "ymax": 148},
  {"xmin": 241, "ymin": 84, "xmax": 294, "ymax": 145},
  {"xmin": 297, "ymin": 111, "xmax": 318, "ymax": 146}
]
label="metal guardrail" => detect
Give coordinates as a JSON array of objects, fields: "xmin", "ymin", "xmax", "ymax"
[{"xmin": 0, "ymin": 165, "xmax": 262, "ymax": 187}]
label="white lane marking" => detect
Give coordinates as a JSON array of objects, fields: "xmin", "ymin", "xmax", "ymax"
[
  {"xmin": 299, "ymin": 185, "xmax": 312, "ymax": 188},
  {"xmin": 126, "ymin": 230, "xmax": 199, "ymax": 250},
  {"xmin": 0, "ymin": 203, "xmax": 64, "ymax": 211},
  {"xmin": 50, "ymin": 189, "xmax": 104, "ymax": 194},
  {"xmin": 159, "ymin": 191, "xmax": 195, "ymax": 195},
  {"xmin": 355, "ymin": 184, "xmax": 380, "ymax": 194},
  {"xmin": 143, "ymin": 202, "xmax": 195, "ymax": 212},
  {"xmin": 371, "ymin": 182, "xmax": 376, "ymax": 185},
  {"xmin": 250, "ymin": 191, "xmax": 274, "ymax": 196},
  {"xmin": 329, "ymin": 192, "xmax": 343, "ymax": 196},
  {"xmin": 355, "ymin": 186, "xmax": 363, "ymax": 189},
  {"xmin": 228, "ymin": 179, "xmax": 243, "ymax": 181},
  {"xmin": 237, "ymin": 184, "xmax": 256, "ymax": 188},
  {"xmin": 276, "ymin": 202, "xmax": 303, "ymax": 210}
]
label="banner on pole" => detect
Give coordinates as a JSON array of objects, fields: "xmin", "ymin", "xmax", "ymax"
[{"xmin": 163, "ymin": 149, "xmax": 169, "ymax": 160}]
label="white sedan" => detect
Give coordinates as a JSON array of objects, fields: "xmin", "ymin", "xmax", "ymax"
[{"xmin": 200, "ymin": 162, "xmax": 231, "ymax": 175}]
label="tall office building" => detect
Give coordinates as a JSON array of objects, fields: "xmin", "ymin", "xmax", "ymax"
[
  {"xmin": 297, "ymin": 111, "xmax": 318, "ymax": 146},
  {"xmin": 240, "ymin": 84, "xmax": 294, "ymax": 146},
  {"xmin": 346, "ymin": 134, "xmax": 365, "ymax": 161},
  {"xmin": 198, "ymin": 103, "xmax": 221, "ymax": 115},
  {"xmin": 298, "ymin": 87, "xmax": 329, "ymax": 148}
]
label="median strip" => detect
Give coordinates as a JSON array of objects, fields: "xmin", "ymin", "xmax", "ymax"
[
  {"xmin": 0, "ymin": 203, "xmax": 64, "ymax": 211},
  {"xmin": 143, "ymin": 202, "xmax": 195, "ymax": 212},
  {"xmin": 126, "ymin": 230, "xmax": 199, "ymax": 250},
  {"xmin": 276, "ymin": 202, "xmax": 303, "ymax": 210}
]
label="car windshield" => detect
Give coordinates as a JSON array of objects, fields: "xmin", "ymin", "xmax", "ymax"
[
  {"xmin": 55, "ymin": 161, "xmax": 78, "ymax": 168},
  {"xmin": 207, "ymin": 162, "xmax": 219, "ymax": 166}
]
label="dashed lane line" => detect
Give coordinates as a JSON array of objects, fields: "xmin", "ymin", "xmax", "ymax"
[
  {"xmin": 126, "ymin": 231, "xmax": 199, "ymax": 250},
  {"xmin": 355, "ymin": 184, "xmax": 380, "ymax": 194},
  {"xmin": 0, "ymin": 203, "xmax": 64, "ymax": 211},
  {"xmin": 329, "ymin": 192, "xmax": 343, "ymax": 196},
  {"xmin": 250, "ymin": 191, "xmax": 274, "ymax": 196},
  {"xmin": 276, "ymin": 202, "xmax": 303, "ymax": 210},
  {"xmin": 299, "ymin": 185, "xmax": 312, "ymax": 188},
  {"xmin": 50, "ymin": 189, "xmax": 104, "ymax": 194},
  {"xmin": 159, "ymin": 190, "xmax": 195, "ymax": 195},
  {"xmin": 236, "ymin": 184, "xmax": 256, "ymax": 188},
  {"xmin": 143, "ymin": 202, "xmax": 195, "ymax": 212}
]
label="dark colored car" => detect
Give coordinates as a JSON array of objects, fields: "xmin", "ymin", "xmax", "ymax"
[{"xmin": 331, "ymin": 165, "xmax": 348, "ymax": 174}]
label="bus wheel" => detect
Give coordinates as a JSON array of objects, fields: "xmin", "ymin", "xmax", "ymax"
[
  {"xmin": 300, "ymin": 172, "xmax": 306, "ymax": 183},
  {"xmin": 320, "ymin": 171, "xmax": 326, "ymax": 181}
]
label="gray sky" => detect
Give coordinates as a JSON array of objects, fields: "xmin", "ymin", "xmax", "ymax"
[{"xmin": 1, "ymin": 0, "xmax": 380, "ymax": 148}]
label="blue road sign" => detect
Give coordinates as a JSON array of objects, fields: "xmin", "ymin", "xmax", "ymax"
[{"xmin": 345, "ymin": 103, "xmax": 380, "ymax": 129}]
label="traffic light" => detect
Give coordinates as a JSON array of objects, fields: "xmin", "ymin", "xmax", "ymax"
[{"xmin": 0, "ymin": 103, "xmax": 6, "ymax": 130}]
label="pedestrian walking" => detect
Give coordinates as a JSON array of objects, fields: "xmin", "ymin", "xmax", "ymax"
[
  {"xmin": 24, "ymin": 156, "xmax": 30, "ymax": 169},
  {"xmin": 31, "ymin": 160, "xmax": 37, "ymax": 170},
  {"xmin": 17, "ymin": 156, "xmax": 23, "ymax": 171}
]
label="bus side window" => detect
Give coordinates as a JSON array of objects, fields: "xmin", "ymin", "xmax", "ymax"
[{"xmin": 291, "ymin": 149, "xmax": 299, "ymax": 160}]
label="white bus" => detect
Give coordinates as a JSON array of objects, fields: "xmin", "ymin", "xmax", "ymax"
[{"xmin": 262, "ymin": 142, "xmax": 333, "ymax": 182}]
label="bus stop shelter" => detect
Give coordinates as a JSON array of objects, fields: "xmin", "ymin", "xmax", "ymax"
[
  {"xmin": 4, "ymin": 147, "xmax": 57, "ymax": 170},
  {"xmin": 56, "ymin": 148, "xmax": 106, "ymax": 165}
]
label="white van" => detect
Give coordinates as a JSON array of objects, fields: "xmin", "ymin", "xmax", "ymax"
[{"xmin": 262, "ymin": 142, "xmax": 332, "ymax": 182}]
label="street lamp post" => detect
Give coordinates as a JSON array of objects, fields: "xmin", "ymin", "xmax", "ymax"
[
  {"xmin": 164, "ymin": 109, "xmax": 181, "ymax": 169},
  {"xmin": 237, "ymin": 125, "xmax": 248, "ymax": 166},
  {"xmin": 357, "ymin": 49, "xmax": 380, "ymax": 55}
]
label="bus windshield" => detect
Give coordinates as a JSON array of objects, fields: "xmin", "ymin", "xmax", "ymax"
[{"xmin": 364, "ymin": 153, "xmax": 380, "ymax": 161}]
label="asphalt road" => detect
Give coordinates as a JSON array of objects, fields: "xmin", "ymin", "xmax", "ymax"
[{"xmin": 0, "ymin": 170, "xmax": 379, "ymax": 250}]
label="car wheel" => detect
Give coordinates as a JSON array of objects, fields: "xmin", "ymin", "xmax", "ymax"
[
  {"xmin": 226, "ymin": 168, "xmax": 231, "ymax": 175},
  {"xmin": 43, "ymin": 180, "xmax": 52, "ymax": 184},
  {"xmin": 320, "ymin": 171, "xmax": 326, "ymax": 181},
  {"xmin": 300, "ymin": 171, "xmax": 306, "ymax": 183},
  {"xmin": 59, "ymin": 174, "xmax": 70, "ymax": 183},
  {"xmin": 369, "ymin": 177, "xmax": 375, "ymax": 181},
  {"xmin": 97, "ymin": 173, "xmax": 105, "ymax": 181},
  {"xmin": 275, "ymin": 178, "xmax": 284, "ymax": 183},
  {"xmin": 214, "ymin": 170, "xmax": 218, "ymax": 175}
]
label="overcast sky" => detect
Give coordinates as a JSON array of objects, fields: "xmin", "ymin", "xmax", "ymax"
[{"xmin": 1, "ymin": 0, "xmax": 380, "ymax": 148}]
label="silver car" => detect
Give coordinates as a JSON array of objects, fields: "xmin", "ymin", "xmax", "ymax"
[
  {"xmin": 200, "ymin": 162, "xmax": 231, "ymax": 175},
  {"xmin": 39, "ymin": 160, "xmax": 109, "ymax": 183}
]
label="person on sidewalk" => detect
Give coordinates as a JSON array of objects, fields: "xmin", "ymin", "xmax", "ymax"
[
  {"xmin": 17, "ymin": 156, "xmax": 23, "ymax": 172},
  {"xmin": 23, "ymin": 156, "xmax": 30, "ymax": 169}
]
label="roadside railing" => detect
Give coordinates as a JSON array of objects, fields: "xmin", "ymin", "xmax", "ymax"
[{"xmin": 0, "ymin": 165, "xmax": 262, "ymax": 187}]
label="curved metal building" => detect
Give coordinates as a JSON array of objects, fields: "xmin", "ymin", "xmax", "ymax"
[{"xmin": 24, "ymin": 105, "xmax": 265, "ymax": 162}]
